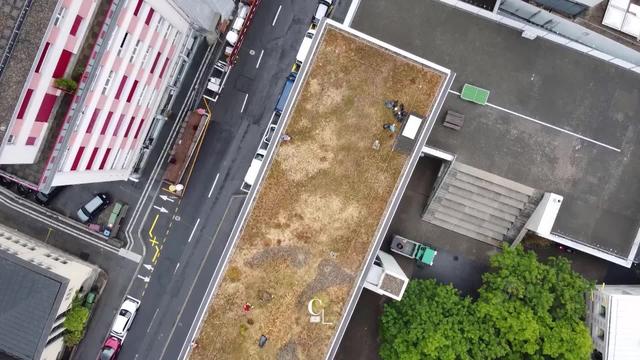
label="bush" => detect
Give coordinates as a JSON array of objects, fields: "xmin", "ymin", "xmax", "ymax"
[
  {"xmin": 54, "ymin": 78, "xmax": 78, "ymax": 93},
  {"xmin": 63, "ymin": 295, "xmax": 89, "ymax": 346}
]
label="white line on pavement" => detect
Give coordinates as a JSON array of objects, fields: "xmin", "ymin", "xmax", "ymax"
[
  {"xmin": 272, "ymin": 5, "xmax": 282, "ymax": 26},
  {"xmin": 208, "ymin": 173, "xmax": 220, "ymax": 198},
  {"xmin": 187, "ymin": 218, "xmax": 201, "ymax": 243},
  {"xmin": 240, "ymin": 93, "xmax": 249, "ymax": 113},
  {"xmin": 447, "ymin": 90, "xmax": 621, "ymax": 152},
  {"xmin": 256, "ymin": 49, "xmax": 264, "ymax": 69},
  {"xmin": 174, "ymin": 262, "xmax": 180, "ymax": 275},
  {"xmin": 147, "ymin": 308, "xmax": 160, "ymax": 333}
]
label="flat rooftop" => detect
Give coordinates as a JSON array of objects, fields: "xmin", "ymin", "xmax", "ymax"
[
  {"xmin": 192, "ymin": 21, "xmax": 449, "ymax": 359},
  {"xmin": 353, "ymin": 0, "xmax": 640, "ymax": 264},
  {"xmin": 0, "ymin": 0, "xmax": 58, "ymax": 141}
]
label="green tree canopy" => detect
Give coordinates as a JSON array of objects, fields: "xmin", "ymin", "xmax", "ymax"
[
  {"xmin": 379, "ymin": 246, "xmax": 593, "ymax": 360},
  {"xmin": 63, "ymin": 295, "xmax": 89, "ymax": 346}
]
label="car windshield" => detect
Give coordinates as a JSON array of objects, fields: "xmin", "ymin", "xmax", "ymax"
[
  {"xmin": 99, "ymin": 348, "xmax": 115, "ymax": 360},
  {"xmin": 119, "ymin": 309, "xmax": 132, "ymax": 319}
]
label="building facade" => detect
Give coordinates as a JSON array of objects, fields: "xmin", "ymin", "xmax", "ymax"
[
  {"xmin": 586, "ymin": 285, "xmax": 640, "ymax": 360},
  {"xmin": 0, "ymin": 223, "xmax": 99, "ymax": 360},
  {"xmin": 0, "ymin": 0, "xmax": 234, "ymax": 190}
]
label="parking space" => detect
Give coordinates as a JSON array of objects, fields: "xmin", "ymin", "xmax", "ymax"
[{"xmin": 352, "ymin": 0, "xmax": 640, "ymax": 260}]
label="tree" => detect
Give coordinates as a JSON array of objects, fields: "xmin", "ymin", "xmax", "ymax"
[
  {"xmin": 63, "ymin": 295, "xmax": 89, "ymax": 346},
  {"xmin": 379, "ymin": 279, "xmax": 479, "ymax": 360},
  {"xmin": 475, "ymin": 246, "xmax": 592, "ymax": 360},
  {"xmin": 378, "ymin": 246, "xmax": 593, "ymax": 360},
  {"xmin": 53, "ymin": 78, "xmax": 78, "ymax": 93}
]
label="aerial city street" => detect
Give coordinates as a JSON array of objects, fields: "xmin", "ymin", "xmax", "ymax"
[{"xmin": 0, "ymin": 0, "xmax": 639, "ymax": 359}]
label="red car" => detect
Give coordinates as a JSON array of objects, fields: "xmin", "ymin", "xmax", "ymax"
[{"xmin": 98, "ymin": 336, "xmax": 121, "ymax": 360}]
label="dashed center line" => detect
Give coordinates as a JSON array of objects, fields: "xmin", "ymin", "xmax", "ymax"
[
  {"xmin": 188, "ymin": 218, "xmax": 201, "ymax": 243},
  {"xmin": 272, "ymin": 5, "xmax": 282, "ymax": 26},
  {"xmin": 240, "ymin": 93, "xmax": 249, "ymax": 113},
  {"xmin": 208, "ymin": 173, "xmax": 220, "ymax": 198},
  {"xmin": 256, "ymin": 49, "xmax": 264, "ymax": 69}
]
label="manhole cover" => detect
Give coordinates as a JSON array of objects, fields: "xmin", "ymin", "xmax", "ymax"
[
  {"xmin": 174, "ymin": 215, "xmax": 181, "ymax": 221},
  {"xmin": 249, "ymin": 49, "xmax": 255, "ymax": 55}
]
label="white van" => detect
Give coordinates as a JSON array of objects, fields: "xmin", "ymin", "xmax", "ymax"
[
  {"xmin": 241, "ymin": 148, "xmax": 267, "ymax": 192},
  {"xmin": 296, "ymin": 28, "xmax": 316, "ymax": 65}
]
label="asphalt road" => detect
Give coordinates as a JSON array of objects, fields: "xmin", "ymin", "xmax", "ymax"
[{"xmin": 115, "ymin": 1, "xmax": 321, "ymax": 359}]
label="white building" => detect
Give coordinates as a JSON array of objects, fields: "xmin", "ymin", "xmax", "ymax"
[
  {"xmin": 586, "ymin": 285, "xmax": 640, "ymax": 360},
  {"xmin": 364, "ymin": 251, "xmax": 409, "ymax": 301},
  {"xmin": 0, "ymin": 224, "xmax": 99, "ymax": 360},
  {"xmin": 0, "ymin": 0, "xmax": 234, "ymax": 190}
]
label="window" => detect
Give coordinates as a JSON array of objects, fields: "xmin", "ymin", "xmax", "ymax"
[
  {"xmin": 137, "ymin": 85, "xmax": 147, "ymax": 106},
  {"xmin": 26, "ymin": 136, "xmax": 37, "ymax": 146},
  {"xmin": 102, "ymin": 71, "xmax": 115, "ymax": 95},
  {"xmin": 35, "ymin": 94, "xmax": 57, "ymax": 123},
  {"xmin": 133, "ymin": 0, "xmax": 144, "ymax": 16},
  {"xmin": 155, "ymin": 16, "xmax": 165, "ymax": 33},
  {"xmin": 141, "ymin": 47, "xmax": 151, "ymax": 67},
  {"xmin": 124, "ymin": 116, "xmax": 135, "ymax": 137},
  {"xmin": 70, "ymin": 15, "xmax": 83, "ymax": 36},
  {"xmin": 145, "ymin": 8, "xmax": 154, "ymax": 25},
  {"xmin": 159, "ymin": 57, "xmax": 169, "ymax": 79},
  {"xmin": 129, "ymin": 40, "xmax": 141, "ymax": 63},
  {"xmin": 86, "ymin": 109, "xmax": 100, "ymax": 133},
  {"xmin": 85, "ymin": 147, "xmax": 99, "ymax": 170},
  {"xmin": 99, "ymin": 148, "xmax": 111, "ymax": 169},
  {"xmin": 164, "ymin": 24, "xmax": 172, "ymax": 39},
  {"xmin": 115, "ymin": 75, "xmax": 128, "ymax": 99},
  {"xmin": 17, "ymin": 89, "xmax": 33, "ymax": 119},
  {"xmin": 127, "ymin": 80, "xmax": 138, "ymax": 102},
  {"xmin": 53, "ymin": 6, "xmax": 66, "ymax": 27},
  {"xmin": 35, "ymin": 43, "xmax": 50, "ymax": 73},
  {"xmin": 150, "ymin": 52, "xmax": 160, "ymax": 73},
  {"xmin": 70, "ymin": 146, "xmax": 85, "ymax": 171},
  {"xmin": 101, "ymin": 112, "xmax": 114, "ymax": 135},
  {"xmin": 599, "ymin": 305, "xmax": 606, "ymax": 318},
  {"xmin": 117, "ymin": 32, "xmax": 129, "ymax": 57},
  {"xmin": 52, "ymin": 50, "xmax": 72, "ymax": 78},
  {"xmin": 134, "ymin": 118, "xmax": 145, "ymax": 138},
  {"xmin": 596, "ymin": 328, "xmax": 605, "ymax": 340}
]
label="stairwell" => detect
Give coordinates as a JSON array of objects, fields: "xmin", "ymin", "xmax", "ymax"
[{"xmin": 423, "ymin": 162, "xmax": 543, "ymax": 246}]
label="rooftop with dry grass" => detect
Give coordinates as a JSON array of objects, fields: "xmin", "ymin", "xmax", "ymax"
[{"xmin": 192, "ymin": 23, "xmax": 446, "ymax": 360}]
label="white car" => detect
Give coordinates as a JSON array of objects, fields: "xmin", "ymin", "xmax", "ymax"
[
  {"xmin": 110, "ymin": 296, "xmax": 140, "ymax": 340},
  {"xmin": 241, "ymin": 148, "xmax": 267, "ymax": 192},
  {"xmin": 312, "ymin": 0, "xmax": 333, "ymax": 24},
  {"xmin": 296, "ymin": 27, "xmax": 317, "ymax": 65}
]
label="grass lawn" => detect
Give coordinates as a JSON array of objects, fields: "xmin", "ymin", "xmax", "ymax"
[{"xmin": 192, "ymin": 25, "xmax": 445, "ymax": 360}]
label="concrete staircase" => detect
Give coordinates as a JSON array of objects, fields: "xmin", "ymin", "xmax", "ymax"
[{"xmin": 423, "ymin": 162, "xmax": 543, "ymax": 246}]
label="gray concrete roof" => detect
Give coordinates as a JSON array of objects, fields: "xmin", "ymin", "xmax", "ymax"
[
  {"xmin": 0, "ymin": 0, "xmax": 58, "ymax": 143},
  {"xmin": 0, "ymin": 250, "xmax": 67, "ymax": 360},
  {"xmin": 352, "ymin": 0, "xmax": 640, "ymax": 260}
]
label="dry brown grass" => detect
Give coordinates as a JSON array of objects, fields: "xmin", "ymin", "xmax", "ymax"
[{"xmin": 192, "ymin": 26, "xmax": 444, "ymax": 360}]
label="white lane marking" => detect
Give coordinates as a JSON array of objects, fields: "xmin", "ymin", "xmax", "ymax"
[
  {"xmin": 256, "ymin": 49, "xmax": 264, "ymax": 69},
  {"xmin": 240, "ymin": 93, "xmax": 249, "ymax": 113},
  {"xmin": 187, "ymin": 218, "xmax": 201, "ymax": 243},
  {"xmin": 208, "ymin": 173, "xmax": 220, "ymax": 198},
  {"xmin": 173, "ymin": 262, "xmax": 180, "ymax": 275},
  {"xmin": 447, "ymin": 90, "xmax": 621, "ymax": 152},
  {"xmin": 272, "ymin": 5, "xmax": 282, "ymax": 26},
  {"xmin": 147, "ymin": 308, "xmax": 160, "ymax": 333}
]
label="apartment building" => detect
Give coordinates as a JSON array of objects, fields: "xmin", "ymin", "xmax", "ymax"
[
  {"xmin": 586, "ymin": 285, "xmax": 640, "ymax": 360},
  {"xmin": 0, "ymin": 223, "xmax": 99, "ymax": 360},
  {"xmin": 0, "ymin": 0, "xmax": 233, "ymax": 190}
]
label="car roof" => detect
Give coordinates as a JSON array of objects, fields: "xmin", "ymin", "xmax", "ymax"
[
  {"xmin": 121, "ymin": 299, "xmax": 138, "ymax": 312},
  {"xmin": 84, "ymin": 196, "xmax": 105, "ymax": 212},
  {"xmin": 244, "ymin": 158, "xmax": 263, "ymax": 186},
  {"xmin": 111, "ymin": 315, "xmax": 129, "ymax": 334}
]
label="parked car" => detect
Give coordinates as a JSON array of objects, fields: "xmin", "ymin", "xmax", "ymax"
[
  {"xmin": 84, "ymin": 290, "xmax": 97, "ymax": 310},
  {"xmin": 0, "ymin": 176, "xmax": 13, "ymax": 188},
  {"xmin": 312, "ymin": 0, "xmax": 333, "ymax": 24},
  {"xmin": 77, "ymin": 193, "xmax": 111, "ymax": 223},
  {"xmin": 34, "ymin": 186, "xmax": 65, "ymax": 205},
  {"xmin": 275, "ymin": 72, "xmax": 297, "ymax": 115},
  {"xmin": 110, "ymin": 296, "xmax": 140, "ymax": 340},
  {"xmin": 296, "ymin": 27, "xmax": 317, "ymax": 65},
  {"xmin": 16, "ymin": 184, "xmax": 33, "ymax": 197},
  {"xmin": 98, "ymin": 336, "xmax": 121, "ymax": 360},
  {"xmin": 241, "ymin": 148, "xmax": 267, "ymax": 192}
]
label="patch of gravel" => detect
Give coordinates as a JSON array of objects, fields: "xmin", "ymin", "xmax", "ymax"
[
  {"xmin": 297, "ymin": 259, "xmax": 354, "ymax": 305},
  {"xmin": 245, "ymin": 245, "xmax": 308, "ymax": 269},
  {"xmin": 277, "ymin": 340, "xmax": 299, "ymax": 360}
]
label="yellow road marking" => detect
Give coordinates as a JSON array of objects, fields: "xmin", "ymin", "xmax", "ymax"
[
  {"xmin": 149, "ymin": 214, "xmax": 159, "ymax": 238},
  {"xmin": 152, "ymin": 245, "xmax": 161, "ymax": 263}
]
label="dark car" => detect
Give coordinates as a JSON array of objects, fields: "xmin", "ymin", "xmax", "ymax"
[
  {"xmin": 16, "ymin": 184, "xmax": 34, "ymax": 197},
  {"xmin": 0, "ymin": 176, "xmax": 13, "ymax": 188},
  {"xmin": 77, "ymin": 193, "xmax": 111, "ymax": 223},
  {"xmin": 98, "ymin": 336, "xmax": 121, "ymax": 360},
  {"xmin": 34, "ymin": 186, "xmax": 65, "ymax": 205}
]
